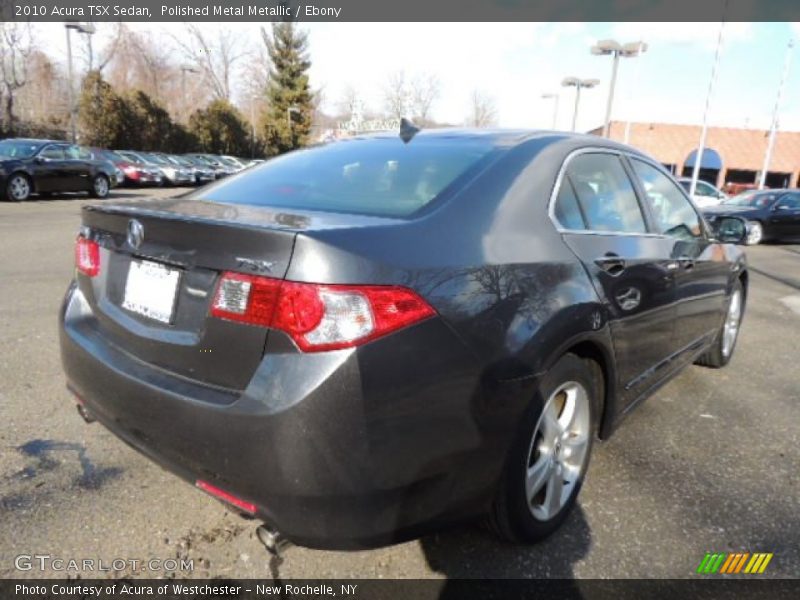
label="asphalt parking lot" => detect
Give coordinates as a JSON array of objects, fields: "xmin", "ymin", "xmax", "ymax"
[{"xmin": 0, "ymin": 187, "xmax": 798, "ymax": 580}]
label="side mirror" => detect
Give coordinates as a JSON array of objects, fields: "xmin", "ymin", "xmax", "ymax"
[
  {"xmin": 712, "ymin": 216, "xmax": 748, "ymax": 244},
  {"xmin": 774, "ymin": 204, "xmax": 791, "ymax": 211},
  {"xmin": 35, "ymin": 156, "xmax": 47, "ymax": 164}
]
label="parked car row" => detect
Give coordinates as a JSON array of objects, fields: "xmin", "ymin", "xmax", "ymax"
[
  {"xmin": 0, "ymin": 137, "xmax": 258, "ymax": 201},
  {"xmin": 703, "ymin": 188, "xmax": 800, "ymax": 245}
]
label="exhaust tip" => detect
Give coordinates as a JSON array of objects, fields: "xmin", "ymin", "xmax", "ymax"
[
  {"xmin": 256, "ymin": 524, "xmax": 292, "ymax": 557},
  {"xmin": 76, "ymin": 404, "xmax": 96, "ymax": 424}
]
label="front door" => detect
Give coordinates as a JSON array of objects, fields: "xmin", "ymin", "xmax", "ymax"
[
  {"xmin": 768, "ymin": 192, "xmax": 800, "ymax": 240},
  {"xmin": 628, "ymin": 158, "xmax": 730, "ymax": 358},
  {"xmin": 552, "ymin": 151, "xmax": 680, "ymax": 408}
]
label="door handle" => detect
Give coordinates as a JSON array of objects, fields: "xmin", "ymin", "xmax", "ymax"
[
  {"xmin": 678, "ymin": 256, "xmax": 695, "ymax": 270},
  {"xmin": 595, "ymin": 253, "xmax": 627, "ymax": 276}
]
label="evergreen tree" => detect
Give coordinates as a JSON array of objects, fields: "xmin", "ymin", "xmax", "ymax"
[
  {"xmin": 260, "ymin": 23, "xmax": 313, "ymax": 156},
  {"xmin": 188, "ymin": 99, "xmax": 249, "ymax": 156},
  {"xmin": 127, "ymin": 91, "xmax": 174, "ymax": 151},
  {"xmin": 78, "ymin": 71, "xmax": 135, "ymax": 148}
]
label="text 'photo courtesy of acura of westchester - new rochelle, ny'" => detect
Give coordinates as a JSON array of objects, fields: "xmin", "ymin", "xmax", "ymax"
[{"xmin": 60, "ymin": 127, "xmax": 749, "ymax": 551}]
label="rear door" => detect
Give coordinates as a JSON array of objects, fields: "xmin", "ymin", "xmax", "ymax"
[
  {"xmin": 628, "ymin": 157, "xmax": 729, "ymax": 358},
  {"xmin": 552, "ymin": 150, "xmax": 680, "ymax": 408}
]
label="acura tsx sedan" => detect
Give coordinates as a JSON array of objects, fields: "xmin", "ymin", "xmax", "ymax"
[{"xmin": 60, "ymin": 129, "xmax": 748, "ymax": 550}]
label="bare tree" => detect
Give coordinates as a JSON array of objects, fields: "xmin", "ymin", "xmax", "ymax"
[
  {"xmin": 467, "ymin": 89, "xmax": 497, "ymax": 128},
  {"xmin": 0, "ymin": 23, "xmax": 34, "ymax": 134},
  {"xmin": 382, "ymin": 70, "xmax": 408, "ymax": 120},
  {"xmin": 409, "ymin": 73, "xmax": 440, "ymax": 125},
  {"xmin": 174, "ymin": 24, "xmax": 247, "ymax": 101}
]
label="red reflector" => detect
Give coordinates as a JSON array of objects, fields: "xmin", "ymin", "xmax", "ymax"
[
  {"xmin": 75, "ymin": 236, "xmax": 100, "ymax": 277},
  {"xmin": 195, "ymin": 480, "xmax": 256, "ymax": 514},
  {"xmin": 210, "ymin": 272, "xmax": 436, "ymax": 352}
]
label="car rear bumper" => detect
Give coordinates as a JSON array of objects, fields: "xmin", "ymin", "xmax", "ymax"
[{"xmin": 59, "ymin": 283, "xmax": 525, "ymax": 549}]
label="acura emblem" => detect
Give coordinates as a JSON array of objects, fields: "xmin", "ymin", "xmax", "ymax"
[{"xmin": 127, "ymin": 219, "xmax": 144, "ymax": 249}]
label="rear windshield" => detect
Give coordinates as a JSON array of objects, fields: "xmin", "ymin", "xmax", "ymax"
[{"xmin": 190, "ymin": 137, "xmax": 495, "ymax": 217}]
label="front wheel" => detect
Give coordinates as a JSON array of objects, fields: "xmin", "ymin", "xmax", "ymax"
[
  {"xmin": 695, "ymin": 280, "xmax": 744, "ymax": 368},
  {"xmin": 90, "ymin": 174, "xmax": 110, "ymax": 199},
  {"xmin": 745, "ymin": 221, "xmax": 763, "ymax": 245},
  {"xmin": 490, "ymin": 353, "xmax": 598, "ymax": 543},
  {"xmin": 5, "ymin": 173, "xmax": 32, "ymax": 201}
]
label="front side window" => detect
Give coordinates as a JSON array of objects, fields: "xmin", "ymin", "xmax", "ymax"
[
  {"xmin": 695, "ymin": 181, "xmax": 717, "ymax": 197},
  {"xmin": 562, "ymin": 153, "xmax": 646, "ymax": 234},
  {"xmin": 631, "ymin": 159, "xmax": 702, "ymax": 240},
  {"xmin": 775, "ymin": 193, "xmax": 800, "ymax": 210},
  {"xmin": 39, "ymin": 145, "xmax": 65, "ymax": 160}
]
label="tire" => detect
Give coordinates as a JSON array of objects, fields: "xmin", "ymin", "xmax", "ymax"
[
  {"xmin": 695, "ymin": 280, "xmax": 744, "ymax": 368},
  {"xmin": 90, "ymin": 174, "xmax": 110, "ymax": 199},
  {"xmin": 745, "ymin": 221, "xmax": 763, "ymax": 245},
  {"xmin": 4, "ymin": 173, "xmax": 32, "ymax": 202},
  {"xmin": 489, "ymin": 353, "xmax": 599, "ymax": 543}
]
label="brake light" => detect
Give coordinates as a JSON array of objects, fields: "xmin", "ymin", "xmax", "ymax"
[
  {"xmin": 211, "ymin": 272, "xmax": 435, "ymax": 352},
  {"xmin": 75, "ymin": 236, "xmax": 100, "ymax": 277}
]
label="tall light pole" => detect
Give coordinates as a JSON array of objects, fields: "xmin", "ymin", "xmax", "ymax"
[
  {"xmin": 591, "ymin": 39, "xmax": 648, "ymax": 139},
  {"xmin": 541, "ymin": 93, "xmax": 559, "ymax": 129},
  {"xmin": 759, "ymin": 39, "xmax": 794, "ymax": 189},
  {"xmin": 689, "ymin": 18, "xmax": 726, "ymax": 197},
  {"xmin": 64, "ymin": 22, "xmax": 96, "ymax": 143},
  {"xmin": 622, "ymin": 41, "xmax": 648, "ymax": 144},
  {"xmin": 561, "ymin": 77, "xmax": 600, "ymax": 132},
  {"xmin": 180, "ymin": 65, "xmax": 199, "ymax": 121}
]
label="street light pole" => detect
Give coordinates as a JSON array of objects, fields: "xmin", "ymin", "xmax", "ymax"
[
  {"xmin": 591, "ymin": 39, "xmax": 648, "ymax": 139},
  {"xmin": 541, "ymin": 93, "xmax": 559, "ymax": 129},
  {"xmin": 759, "ymin": 39, "xmax": 794, "ymax": 190},
  {"xmin": 561, "ymin": 77, "xmax": 600, "ymax": 132},
  {"xmin": 689, "ymin": 19, "xmax": 726, "ymax": 198},
  {"xmin": 65, "ymin": 26, "xmax": 76, "ymax": 143},
  {"xmin": 64, "ymin": 22, "xmax": 96, "ymax": 144}
]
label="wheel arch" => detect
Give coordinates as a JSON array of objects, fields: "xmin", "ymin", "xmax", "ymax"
[{"xmin": 540, "ymin": 331, "xmax": 619, "ymax": 441}]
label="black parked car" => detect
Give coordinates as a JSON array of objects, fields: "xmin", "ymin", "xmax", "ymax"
[
  {"xmin": 703, "ymin": 188, "xmax": 800, "ymax": 245},
  {"xmin": 60, "ymin": 130, "xmax": 748, "ymax": 551},
  {"xmin": 0, "ymin": 139, "xmax": 117, "ymax": 201}
]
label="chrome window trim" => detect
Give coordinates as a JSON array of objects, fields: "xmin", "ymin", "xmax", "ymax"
[{"xmin": 547, "ymin": 146, "xmax": 667, "ymax": 239}]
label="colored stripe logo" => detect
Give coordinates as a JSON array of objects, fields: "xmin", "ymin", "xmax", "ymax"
[{"xmin": 697, "ymin": 552, "xmax": 773, "ymax": 574}]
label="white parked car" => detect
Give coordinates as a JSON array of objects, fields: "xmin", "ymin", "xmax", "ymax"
[{"xmin": 678, "ymin": 177, "xmax": 728, "ymax": 208}]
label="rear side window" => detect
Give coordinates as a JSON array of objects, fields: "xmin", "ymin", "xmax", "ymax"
[
  {"xmin": 191, "ymin": 137, "xmax": 495, "ymax": 218},
  {"xmin": 562, "ymin": 153, "xmax": 646, "ymax": 234},
  {"xmin": 553, "ymin": 179, "xmax": 586, "ymax": 230}
]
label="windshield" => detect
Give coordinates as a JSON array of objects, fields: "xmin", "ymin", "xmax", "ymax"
[
  {"xmin": 724, "ymin": 191, "xmax": 777, "ymax": 207},
  {"xmin": 0, "ymin": 140, "xmax": 41, "ymax": 159},
  {"xmin": 190, "ymin": 137, "xmax": 496, "ymax": 218}
]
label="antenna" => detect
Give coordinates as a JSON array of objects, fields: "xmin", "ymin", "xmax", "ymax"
[{"xmin": 399, "ymin": 118, "xmax": 420, "ymax": 144}]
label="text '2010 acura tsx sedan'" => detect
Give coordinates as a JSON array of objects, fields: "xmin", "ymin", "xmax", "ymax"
[{"xmin": 60, "ymin": 128, "xmax": 749, "ymax": 550}]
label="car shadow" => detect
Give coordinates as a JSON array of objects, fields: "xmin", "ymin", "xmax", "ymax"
[{"xmin": 418, "ymin": 504, "xmax": 591, "ymax": 593}]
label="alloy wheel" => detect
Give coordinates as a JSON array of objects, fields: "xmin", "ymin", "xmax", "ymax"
[
  {"xmin": 746, "ymin": 222, "xmax": 763, "ymax": 245},
  {"xmin": 525, "ymin": 381, "xmax": 591, "ymax": 521},
  {"xmin": 721, "ymin": 289, "xmax": 742, "ymax": 357},
  {"xmin": 94, "ymin": 176, "xmax": 109, "ymax": 197},
  {"xmin": 8, "ymin": 175, "xmax": 30, "ymax": 201}
]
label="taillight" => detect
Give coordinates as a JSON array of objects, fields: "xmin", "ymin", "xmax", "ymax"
[
  {"xmin": 75, "ymin": 236, "xmax": 100, "ymax": 277},
  {"xmin": 211, "ymin": 272, "xmax": 435, "ymax": 352}
]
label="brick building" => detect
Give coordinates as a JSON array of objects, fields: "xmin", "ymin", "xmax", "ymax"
[{"xmin": 592, "ymin": 121, "xmax": 800, "ymax": 189}]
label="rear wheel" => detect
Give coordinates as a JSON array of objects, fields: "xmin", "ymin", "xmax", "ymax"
[
  {"xmin": 490, "ymin": 353, "xmax": 598, "ymax": 543},
  {"xmin": 90, "ymin": 174, "xmax": 110, "ymax": 199},
  {"xmin": 695, "ymin": 280, "xmax": 744, "ymax": 368},
  {"xmin": 5, "ymin": 173, "xmax": 31, "ymax": 202},
  {"xmin": 745, "ymin": 221, "xmax": 763, "ymax": 245}
]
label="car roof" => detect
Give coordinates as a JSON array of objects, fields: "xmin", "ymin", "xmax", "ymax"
[{"xmin": 3, "ymin": 138, "xmax": 64, "ymax": 145}]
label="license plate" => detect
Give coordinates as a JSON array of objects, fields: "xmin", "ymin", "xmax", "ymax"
[{"xmin": 122, "ymin": 260, "xmax": 180, "ymax": 323}]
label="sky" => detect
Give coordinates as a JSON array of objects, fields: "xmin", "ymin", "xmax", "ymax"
[{"xmin": 32, "ymin": 21, "xmax": 800, "ymax": 132}]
